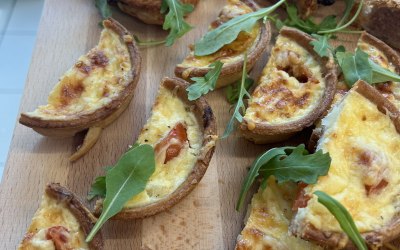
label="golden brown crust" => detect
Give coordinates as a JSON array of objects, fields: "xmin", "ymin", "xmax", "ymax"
[
  {"xmin": 295, "ymin": 81, "xmax": 400, "ymax": 249},
  {"xmin": 174, "ymin": 0, "xmax": 271, "ymax": 89},
  {"xmin": 240, "ymin": 26, "xmax": 338, "ymax": 144},
  {"xmin": 98, "ymin": 77, "xmax": 217, "ymax": 219},
  {"xmin": 359, "ymin": 31, "xmax": 400, "ymax": 73},
  {"xmin": 18, "ymin": 18, "xmax": 141, "ymax": 161},
  {"xmin": 45, "ymin": 183, "xmax": 104, "ymax": 250},
  {"xmin": 355, "ymin": 80, "xmax": 400, "ymax": 133},
  {"xmin": 117, "ymin": 0, "xmax": 199, "ymax": 25}
]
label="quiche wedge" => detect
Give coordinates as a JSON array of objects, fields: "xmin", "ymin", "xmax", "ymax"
[
  {"xmin": 358, "ymin": 31, "xmax": 400, "ymax": 109},
  {"xmin": 18, "ymin": 183, "xmax": 103, "ymax": 250},
  {"xmin": 290, "ymin": 81, "xmax": 400, "ymax": 249},
  {"xmin": 117, "ymin": 0, "xmax": 199, "ymax": 25},
  {"xmin": 175, "ymin": 0, "xmax": 270, "ymax": 89},
  {"xmin": 240, "ymin": 27, "xmax": 337, "ymax": 144},
  {"xmin": 19, "ymin": 18, "xmax": 141, "ymax": 162},
  {"xmin": 235, "ymin": 178, "xmax": 322, "ymax": 250},
  {"xmin": 95, "ymin": 77, "xmax": 217, "ymax": 219}
]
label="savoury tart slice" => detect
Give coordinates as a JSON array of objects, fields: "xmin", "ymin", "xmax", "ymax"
[
  {"xmin": 19, "ymin": 18, "xmax": 141, "ymax": 162},
  {"xmin": 95, "ymin": 77, "xmax": 217, "ymax": 219},
  {"xmin": 175, "ymin": 0, "xmax": 270, "ymax": 88},
  {"xmin": 235, "ymin": 177, "xmax": 322, "ymax": 250},
  {"xmin": 18, "ymin": 183, "xmax": 103, "ymax": 250},
  {"xmin": 290, "ymin": 81, "xmax": 400, "ymax": 249},
  {"xmin": 240, "ymin": 27, "xmax": 337, "ymax": 144}
]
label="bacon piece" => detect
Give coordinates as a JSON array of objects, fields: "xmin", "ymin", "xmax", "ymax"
[
  {"xmin": 365, "ymin": 179, "xmax": 388, "ymax": 196},
  {"xmin": 46, "ymin": 226, "xmax": 71, "ymax": 250},
  {"xmin": 358, "ymin": 151, "xmax": 389, "ymax": 196},
  {"xmin": 155, "ymin": 123, "xmax": 188, "ymax": 164},
  {"xmin": 89, "ymin": 50, "xmax": 109, "ymax": 67},
  {"xmin": 292, "ymin": 182, "xmax": 311, "ymax": 212}
]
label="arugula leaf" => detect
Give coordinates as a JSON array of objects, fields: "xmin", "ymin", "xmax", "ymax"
[
  {"xmin": 318, "ymin": 15, "xmax": 338, "ymax": 30},
  {"xmin": 87, "ymin": 165, "xmax": 114, "ymax": 200},
  {"xmin": 369, "ymin": 60, "xmax": 400, "ymax": 84},
  {"xmin": 194, "ymin": 0, "xmax": 286, "ymax": 56},
  {"xmin": 334, "ymin": 45, "xmax": 346, "ymax": 55},
  {"xmin": 87, "ymin": 176, "xmax": 106, "ymax": 201},
  {"xmin": 133, "ymin": 35, "xmax": 166, "ymax": 47},
  {"xmin": 275, "ymin": 3, "xmax": 336, "ymax": 34},
  {"xmin": 310, "ymin": 34, "xmax": 347, "ymax": 61},
  {"xmin": 275, "ymin": 1, "xmax": 362, "ymax": 36},
  {"xmin": 161, "ymin": 0, "xmax": 194, "ymax": 46},
  {"xmin": 283, "ymin": 3, "xmax": 317, "ymax": 33},
  {"xmin": 333, "ymin": 48, "xmax": 400, "ymax": 87},
  {"xmin": 260, "ymin": 145, "xmax": 331, "ymax": 184},
  {"xmin": 95, "ymin": 0, "xmax": 112, "ymax": 19},
  {"xmin": 268, "ymin": 15, "xmax": 285, "ymax": 30},
  {"xmin": 86, "ymin": 144, "xmax": 155, "ymax": 242},
  {"xmin": 187, "ymin": 61, "xmax": 224, "ymax": 100},
  {"xmin": 337, "ymin": 49, "xmax": 372, "ymax": 86},
  {"xmin": 310, "ymin": 34, "xmax": 331, "ymax": 58},
  {"xmin": 337, "ymin": 0, "xmax": 355, "ymax": 27},
  {"xmin": 221, "ymin": 53, "xmax": 251, "ymax": 139},
  {"xmin": 314, "ymin": 191, "xmax": 368, "ymax": 250},
  {"xmin": 226, "ymin": 76, "xmax": 254, "ymax": 104},
  {"xmin": 236, "ymin": 145, "xmax": 331, "ymax": 211},
  {"xmin": 88, "ymin": 145, "xmax": 141, "ymax": 201},
  {"xmin": 236, "ymin": 146, "xmax": 295, "ymax": 210},
  {"xmin": 318, "ymin": 0, "xmax": 363, "ymax": 35}
]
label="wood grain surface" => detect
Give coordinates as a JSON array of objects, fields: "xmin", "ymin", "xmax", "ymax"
[{"xmin": 0, "ymin": 0, "xmax": 388, "ymax": 249}]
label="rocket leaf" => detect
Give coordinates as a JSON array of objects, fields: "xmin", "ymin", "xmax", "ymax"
[
  {"xmin": 194, "ymin": 0, "xmax": 286, "ymax": 56},
  {"xmin": 315, "ymin": 191, "xmax": 368, "ymax": 250},
  {"xmin": 236, "ymin": 145, "xmax": 331, "ymax": 210},
  {"xmin": 86, "ymin": 144, "xmax": 155, "ymax": 242},
  {"xmin": 161, "ymin": 0, "xmax": 194, "ymax": 46},
  {"xmin": 187, "ymin": 61, "xmax": 224, "ymax": 100}
]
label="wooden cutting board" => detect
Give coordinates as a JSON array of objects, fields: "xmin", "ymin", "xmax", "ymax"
[{"xmin": 0, "ymin": 0, "xmax": 369, "ymax": 249}]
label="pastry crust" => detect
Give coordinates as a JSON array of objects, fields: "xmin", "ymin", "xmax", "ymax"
[
  {"xmin": 19, "ymin": 183, "xmax": 103, "ymax": 250},
  {"xmin": 117, "ymin": 0, "xmax": 199, "ymax": 25},
  {"xmin": 358, "ymin": 31, "xmax": 400, "ymax": 109},
  {"xmin": 359, "ymin": 31, "xmax": 400, "ymax": 73},
  {"xmin": 96, "ymin": 77, "xmax": 217, "ymax": 219},
  {"xmin": 240, "ymin": 27, "xmax": 337, "ymax": 144},
  {"xmin": 174, "ymin": 0, "xmax": 271, "ymax": 89},
  {"xmin": 19, "ymin": 18, "xmax": 141, "ymax": 161},
  {"xmin": 235, "ymin": 178, "xmax": 322, "ymax": 250},
  {"xmin": 291, "ymin": 81, "xmax": 400, "ymax": 249}
]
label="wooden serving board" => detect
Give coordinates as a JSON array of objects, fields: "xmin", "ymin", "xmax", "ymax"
[{"xmin": 0, "ymin": 0, "xmax": 363, "ymax": 249}]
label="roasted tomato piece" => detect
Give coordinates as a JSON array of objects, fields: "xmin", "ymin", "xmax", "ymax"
[
  {"xmin": 292, "ymin": 182, "xmax": 311, "ymax": 212},
  {"xmin": 46, "ymin": 226, "xmax": 70, "ymax": 250},
  {"xmin": 155, "ymin": 123, "xmax": 188, "ymax": 164}
]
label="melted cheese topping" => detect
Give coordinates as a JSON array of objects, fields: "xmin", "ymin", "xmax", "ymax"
[
  {"xmin": 27, "ymin": 27, "xmax": 132, "ymax": 120},
  {"xmin": 236, "ymin": 178, "xmax": 322, "ymax": 250},
  {"xmin": 292, "ymin": 88, "xmax": 400, "ymax": 235},
  {"xmin": 358, "ymin": 40, "xmax": 400, "ymax": 109},
  {"xmin": 244, "ymin": 35, "xmax": 325, "ymax": 126},
  {"xmin": 179, "ymin": 0, "xmax": 259, "ymax": 68},
  {"xmin": 124, "ymin": 86, "xmax": 202, "ymax": 208},
  {"xmin": 18, "ymin": 194, "xmax": 88, "ymax": 250}
]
